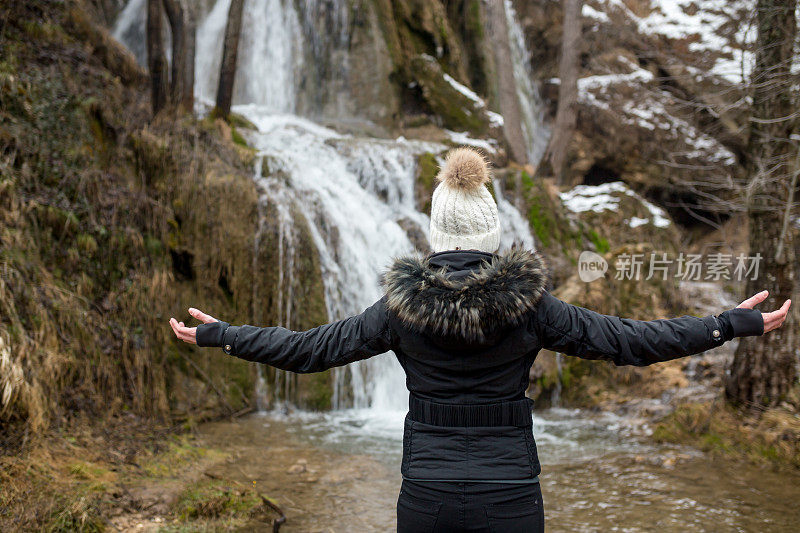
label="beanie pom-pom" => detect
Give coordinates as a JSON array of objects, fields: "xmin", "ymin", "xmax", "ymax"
[{"xmin": 436, "ymin": 147, "xmax": 490, "ymax": 191}]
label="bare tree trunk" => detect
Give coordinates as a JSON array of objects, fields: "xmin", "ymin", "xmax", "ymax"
[
  {"xmin": 146, "ymin": 0, "xmax": 168, "ymax": 116},
  {"xmin": 215, "ymin": 0, "xmax": 245, "ymax": 119},
  {"xmin": 725, "ymin": 0, "xmax": 797, "ymax": 408},
  {"xmin": 161, "ymin": 0, "xmax": 196, "ymax": 112},
  {"xmin": 541, "ymin": 0, "xmax": 581, "ymax": 184}
]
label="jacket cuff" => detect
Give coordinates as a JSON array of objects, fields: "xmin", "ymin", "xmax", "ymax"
[
  {"xmin": 719, "ymin": 308, "xmax": 764, "ymax": 337},
  {"xmin": 196, "ymin": 321, "xmax": 230, "ymax": 347},
  {"xmin": 700, "ymin": 315, "xmax": 726, "ymax": 346},
  {"xmin": 221, "ymin": 326, "xmax": 240, "ymax": 355}
]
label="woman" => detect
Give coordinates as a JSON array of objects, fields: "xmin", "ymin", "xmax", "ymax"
[{"xmin": 170, "ymin": 147, "xmax": 790, "ymax": 532}]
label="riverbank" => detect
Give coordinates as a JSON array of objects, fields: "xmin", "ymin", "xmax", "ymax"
[
  {"xmin": 3, "ymin": 405, "xmax": 800, "ymax": 531},
  {"xmin": 0, "ymin": 416, "xmax": 284, "ymax": 532}
]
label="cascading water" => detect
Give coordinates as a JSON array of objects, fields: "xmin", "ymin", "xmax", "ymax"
[
  {"xmin": 113, "ymin": 0, "xmax": 539, "ymax": 415},
  {"xmin": 251, "ymin": 161, "xmax": 300, "ymax": 411},
  {"xmin": 238, "ymin": 109, "xmax": 440, "ymax": 411},
  {"xmin": 195, "ymin": 0, "xmax": 304, "ymax": 111},
  {"xmin": 504, "ymin": 0, "xmax": 550, "ymax": 166},
  {"xmin": 111, "ymin": 0, "xmax": 146, "ymax": 62}
]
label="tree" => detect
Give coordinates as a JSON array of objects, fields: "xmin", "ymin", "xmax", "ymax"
[
  {"xmin": 725, "ymin": 0, "xmax": 797, "ymax": 408},
  {"xmin": 161, "ymin": 0, "xmax": 196, "ymax": 112},
  {"xmin": 215, "ymin": 0, "xmax": 245, "ymax": 119},
  {"xmin": 146, "ymin": 0, "xmax": 168, "ymax": 115},
  {"xmin": 541, "ymin": 0, "xmax": 581, "ymax": 184}
]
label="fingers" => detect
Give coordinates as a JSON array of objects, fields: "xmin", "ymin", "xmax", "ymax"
[
  {"xmin": 169, "ymin": 317, "xmax": 197, "ymax": 344},
  {"xmin": 169, "ymin": 307, "xmax": 218, "ymax": 345},
  {"xmin": 188, "ymin": 307, "xmax": 218, "ymax": 324},
  {"xmin": 737, "ymin": 290, "xmax": 769, "ymax": 309},
  {"xmin": 762, "ymin": 299, "xmax": 791, "ymax": 333}
]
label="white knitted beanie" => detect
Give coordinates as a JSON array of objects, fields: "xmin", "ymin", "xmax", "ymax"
[{"xmin": 429, "ymin": 147, "xmax": 500, "ymax": 254}]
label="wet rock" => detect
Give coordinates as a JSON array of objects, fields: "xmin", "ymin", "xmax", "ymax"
[
  {"xmin": 287, "ymin": 459, "xmax": 308, "ymax": 474},
  {"xmin": 409, "ymin": 54, "xmax": 498, "ymax": 138}
]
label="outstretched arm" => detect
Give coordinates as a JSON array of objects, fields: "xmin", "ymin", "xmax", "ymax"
[
  {"xmin": 169, "ymin": 298, "xmax": 394, "ymax": 373},
  {"xmin": 532, "ymin": 290, "xmax": 790, "ymax": 367}
]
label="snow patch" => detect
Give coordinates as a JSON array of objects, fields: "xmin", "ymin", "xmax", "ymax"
[
  {"xmin": 444, "ymin": 130, "xmax": 498, "ymax": 154},
  {"xmin": 578, "ymin": 67, "xmax": 654, "ymax": 93},
  {"xmin": 487, "ymin": 111, "xmax": 505, "ymax": 127},
  {"xmin": 442, "ymin": 73, "xmax": 485, "ymax": 107},
  {"xmin": 604, "ymin": 0, "xmax": 755, "ymax": 83},
  {"xmin": 582, "ymin": 4, "xmax": 610, "ymax": 22},
  {"xmin": 560, "ymin": 181, "xmax": 672, "ymax": 228}
]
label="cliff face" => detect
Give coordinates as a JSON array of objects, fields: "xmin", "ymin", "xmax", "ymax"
[
  {"xmin": 513, "ymin": 0, "xmax": 756, "ymax": 229},
  {"xmin": 0, "ymin": 1, "xmax": 335, "ymax": 439}
]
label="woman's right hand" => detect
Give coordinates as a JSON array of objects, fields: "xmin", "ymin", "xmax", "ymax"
[{"xmin": 737, "ymin": 291, "xmax": 791, "ymax": 333}]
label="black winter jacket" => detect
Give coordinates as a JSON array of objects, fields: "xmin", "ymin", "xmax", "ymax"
[{"xmin": 197, "ymin": 249, "xmax": 763, "ymax": 482}]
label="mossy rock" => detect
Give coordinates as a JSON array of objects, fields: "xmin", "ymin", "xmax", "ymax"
[
  {"xmin": 409, "ymin": 54, "xmax": 490, "ymax": 136},
  {"xmin": 173, "ymin": 480, "xmax": 279, "ymax": 524},
  {"xmin": 246, "ymin": 189, "xmax": 331, "ymax": 409},
  {"xmin": 373, "ymin": 0, "xmax": 469, "ymax": 83},
  {"xmin": 228, "ymin": 112, "xmax": 258, "ymax": 131}
]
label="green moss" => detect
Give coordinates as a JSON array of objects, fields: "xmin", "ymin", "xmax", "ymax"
[
  {"xmin": 466, "ymin": 0, "xmax": 484, "ymax": 40},
  {"xmin": 227, "ymin": 112, "xmax": 258, "ymax": 130},
  {"xmin": 521, "ymin": 171, "xmax": 556, "ymax": 248},
  {"xmin": 653, "ymin": 403, "xmax": 800, "ymax": 468},
  {"xmin": 76, "ymin": 233, "xmax": 98, "ymax": 255},
  {"xmin": 67, "ymin": 462, "xmax": 110, "ymax": 481},
  {"xmin": 173, "ymin": 481, "xmax": 261, "ymax": 521},
  {"xmin": 416, "ymin": 151, "xmax": 439, "ymax": 214},
  {"xmin": 43, "ymin": 487, "xmax": 105, "ymax": 533},
  {"xmin": 139, "ymin": 436, "xmax": 215, "ymax": 478},
  {"xmin": 22, "ymin": 20, "xmax": 65, "ymax": 43},
  {"xmin": 231, "ymin": 127, "xmax": 251, "ymax": 149},
  {"xmin": 587, "ymin": 229, "xmax": 609, "ymax": 254},
  {"xmin": 303, "ymin": 371, "xmax": 334, "ymax": 411},
  {"xmin": 409, "ymin": 54, "xmax": 488, "ymax": 135}
]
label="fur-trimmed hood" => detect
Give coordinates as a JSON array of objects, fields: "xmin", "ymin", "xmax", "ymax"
[{"xmin": 380, "ymin": 249, "xmax": 548, "ymax": 343}]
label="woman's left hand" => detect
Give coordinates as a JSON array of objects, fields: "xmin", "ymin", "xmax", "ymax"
[{"xmin": 169, "ymin": 308, "xmax": 219, "ymax": 344}]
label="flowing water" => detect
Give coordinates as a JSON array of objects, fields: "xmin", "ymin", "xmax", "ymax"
[
  {"xmin": 113, "ymin": 1, "xmax": 800, "ymax": 530},
  {"xmin": 504, "ymin": 0, "xmax": 550, "ymax": 166},
  {"xmin": 199, "ymin": 409, "xmax": 800, "ymax": 532}
]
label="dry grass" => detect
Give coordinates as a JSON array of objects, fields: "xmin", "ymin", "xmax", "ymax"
[
  {"xmin": 0, "ymin": 421, "xmax": 271, "ymax": 531},
  {"xmin": 0, "ymin": 0, "xmax": 264, "ymax": 446},
  {"xmin": 653, "ymin": 399, "xmax": 800, "ymax": 468}
]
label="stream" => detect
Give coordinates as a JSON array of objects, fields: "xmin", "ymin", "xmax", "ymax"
[{"xmin": 199, "ymin": 408, "xmax": 800, "ymax": 532}]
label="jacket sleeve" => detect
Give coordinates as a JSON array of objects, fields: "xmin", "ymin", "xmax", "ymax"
[
  {"xmin": 531, "ymin": 291, "xmax": 763, "ymax": 366},
  {"xmin": 195, "ymin": 297, "xmax": 394, "ymax": 373}
]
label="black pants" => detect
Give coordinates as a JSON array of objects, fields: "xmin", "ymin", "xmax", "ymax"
[{"xmin": 396, "ymin": 479, "xmax": 545, "ymax": 532}]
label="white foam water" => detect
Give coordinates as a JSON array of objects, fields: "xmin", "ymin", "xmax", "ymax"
[{"xmin": 504, "ymin": 0, "xmax": 550, "ymax": 166}]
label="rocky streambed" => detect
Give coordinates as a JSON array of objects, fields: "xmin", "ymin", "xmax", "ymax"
[{"xmin": 193, "ymin": 408, "xmax": 800, "ymax": 532}]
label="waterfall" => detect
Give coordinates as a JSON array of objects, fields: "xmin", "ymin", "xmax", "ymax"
[
  {"xmin": 194, "ymin": 0, "xmax": 304, "ymax": 111},
  {"xmin": 551, "ymin": 353, "xmax": 563, "ymax": 407},
  {"xmin": 252, "ymin": 160, "xmax": 299, "ymax": 412},
  {"xmin": 504, "ymin": 0, "xmax": 550, "ymax": 166},
  {"xmin": 113, "ymin": 0, "xmax": 539, "ymax": 413},
  {"xmin": 237, "ymin": 110, "xmax": 440, "ymax": 410},
  {"xmin": 111, "ymin": 0, "xmax": 146, "ymax": 63}
]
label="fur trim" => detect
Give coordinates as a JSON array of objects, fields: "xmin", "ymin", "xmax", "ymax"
[
  {"xmin": 437, "ymin": 147, "xmax": 490, "ymax": 191},
  {"xmin": 380, "ymin": 249, "xmax": 548, "ymax": 343}
]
